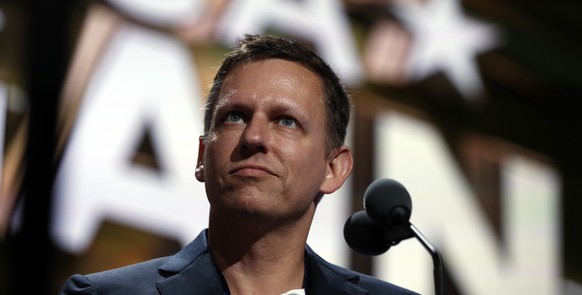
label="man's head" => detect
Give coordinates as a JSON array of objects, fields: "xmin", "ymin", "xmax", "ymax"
[
  {"xmin": 204, "ymin": 34, "xmax": 351, "ymax": 154},
  {"xmin": 196, "ymin": 35, "xmax": 354, "ymax": 225}
]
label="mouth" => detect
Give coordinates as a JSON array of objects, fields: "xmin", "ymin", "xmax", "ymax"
[{"xmin": 230, "ymin": 165, "xmax": 276, "ymax": 177}]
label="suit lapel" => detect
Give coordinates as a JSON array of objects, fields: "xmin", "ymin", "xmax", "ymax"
[
  {"xmin": 154, "ymin": 231, "xmax": 368, "ymax": 295},
  {"xmin": 155, "ymin": 230, "xmax": 226, "ymax": 295},
  {"xmin": 156, "ymin": 252, "xmax": 224, "ymax": 295},
  {"xmin": 306, "ymin": 247, "xmax": 368, "ymax": 295}
]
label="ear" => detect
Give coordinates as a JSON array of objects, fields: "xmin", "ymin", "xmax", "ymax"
[
  {"xmin": 320, "ymin": 145, "xmax": 353, "ymax": 194},
  {"xmin": 195, "ymin": 136, "xmax": 205, "ymax": 182}
]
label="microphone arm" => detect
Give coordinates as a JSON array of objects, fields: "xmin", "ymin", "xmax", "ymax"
[
  {"xmin": 351, "ymin": 217, "xmax": 444, "ymax": 295},
  {"xmin": 408, "ymin": 223, "xmax": 444, "ymax": 295},
  {"xmin": 347, "ymin": 178, "xmax": 445, "ymax": 294}
]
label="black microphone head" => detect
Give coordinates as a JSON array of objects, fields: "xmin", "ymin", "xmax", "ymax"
[
  {"xmin": 363, "ymin": 178, "xmax": 412, "ymax": 228},
  {"xmin": 343, "ymin": 210, "xmax": 390, "ymax": 256}
]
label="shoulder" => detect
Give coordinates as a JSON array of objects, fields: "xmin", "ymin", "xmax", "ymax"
[
  {"xmin": 336, "ymin": 266, "xmax": 418, "ymax": 295},
  {"xmin": 60, "ymin": 257, "xmax": 169, "ymax": 295},
  {"xmin": 306, "ymin": 246, "xmax": 419, "ymax": 295},
  {"xmin": 59, "ymin": 230, "xmax": 211, "ymax": 295},
  {"xmin": 88, "ymin": 257, "xmax": 169, "ymax": 281}
]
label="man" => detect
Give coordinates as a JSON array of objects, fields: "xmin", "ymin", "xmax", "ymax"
[{"xmin": 60, "ymin": 34, "xmax": 417, "ymax": 295}]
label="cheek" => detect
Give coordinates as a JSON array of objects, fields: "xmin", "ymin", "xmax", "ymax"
[
  {"xmin": 203, "ymin": 143, "xmax": 229, "ymax": 177},
  {"xmin": 205, "ymin": 134, "xmax": 237, "ymax": 160},
  {"xmin": 283, "ymin": 141, "xmax": 327, "ymax": 177},
  {"xmin": 278, "ymin": 141, "xmax": 296, "ymax": 159}
]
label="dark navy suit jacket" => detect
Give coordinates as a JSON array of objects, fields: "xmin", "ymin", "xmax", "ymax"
[{"xmin": 60, "ymin": 229, "xmax": 418, "ymax": 295}]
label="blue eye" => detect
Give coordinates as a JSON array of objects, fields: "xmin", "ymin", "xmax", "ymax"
[
  {"xmin": 279, "ymin": 117, "xmax": 297, "ymax": 128},
  {"xmin": 225, "ymin": 112, "xmax": 244, "ymax": 123}
]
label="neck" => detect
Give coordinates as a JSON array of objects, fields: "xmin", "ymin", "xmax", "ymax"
[{"xmin": 207, "ymin": 206, "xmax": 315, "ymax": 295}]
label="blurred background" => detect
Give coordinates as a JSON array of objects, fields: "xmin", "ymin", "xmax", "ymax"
[{"xmin": 0, "ymin": 0, "xmax": 581, "ymax": 294}]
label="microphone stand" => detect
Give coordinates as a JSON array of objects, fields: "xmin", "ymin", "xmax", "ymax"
[
  {"xmin": 409, "ymin": 223, "xmax": 444, "ymax": 295},
  {"xmin": 381, "ymin": 222, "xmax": 444, "ymax": 295},
  {"xmin": 354, "ymin": 178, "xmax": 445, "ymax": 294}
]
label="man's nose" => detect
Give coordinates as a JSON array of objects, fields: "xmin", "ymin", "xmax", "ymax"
[{"xmin": 239, "ymin": 116, "xmax": 270, "ymax": 154}]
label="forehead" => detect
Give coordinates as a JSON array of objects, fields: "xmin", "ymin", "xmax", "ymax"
[{"xmin": 217, "ymin": 59, "xmax": 326, "ymax": 109}]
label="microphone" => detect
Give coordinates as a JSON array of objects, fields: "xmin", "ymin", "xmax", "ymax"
[
  {"xmin": 364, "ymin": 178, "xmax": 412, "ymax": 229},
  {"xmin": 343, "ymin": 178, "xmax": 444, "ymax": 295},
  {"xmin": 343, "ymin": 179, "xmax": 414, "ymax": 253},
  {"xmin": 344, "ymin": 179, "xmax": 416, "ymax": 254},
  {"xmin": 343, "ymin": 210, "xmax": 390, "ymax": 256}
]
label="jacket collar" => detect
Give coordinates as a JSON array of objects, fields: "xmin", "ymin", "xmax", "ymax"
[
  {"xmin": 305, "ymin": 245, "xmax": 368, "ymax": 295},
  {"xmin": 155, "ymin": 229, "xmax": 367, "ymax": 295},
  {"xmin": 156, "ymin": 230, "xmax": 225, "ymax": 294}
]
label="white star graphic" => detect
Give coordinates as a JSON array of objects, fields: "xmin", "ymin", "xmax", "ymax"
[{"xmin": 391, "ymin": 0, "xmax": 500, "ymax": 102}]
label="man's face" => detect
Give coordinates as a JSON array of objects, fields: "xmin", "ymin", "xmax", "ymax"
[{"xmin": 198, "ymin": 59, "xmax": 332, "ymax": 223}]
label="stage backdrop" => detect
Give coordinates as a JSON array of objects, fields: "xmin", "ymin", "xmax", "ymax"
[{"xmin": 1, "ymin": 0, "xmax": 581, "ymax": 294}]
